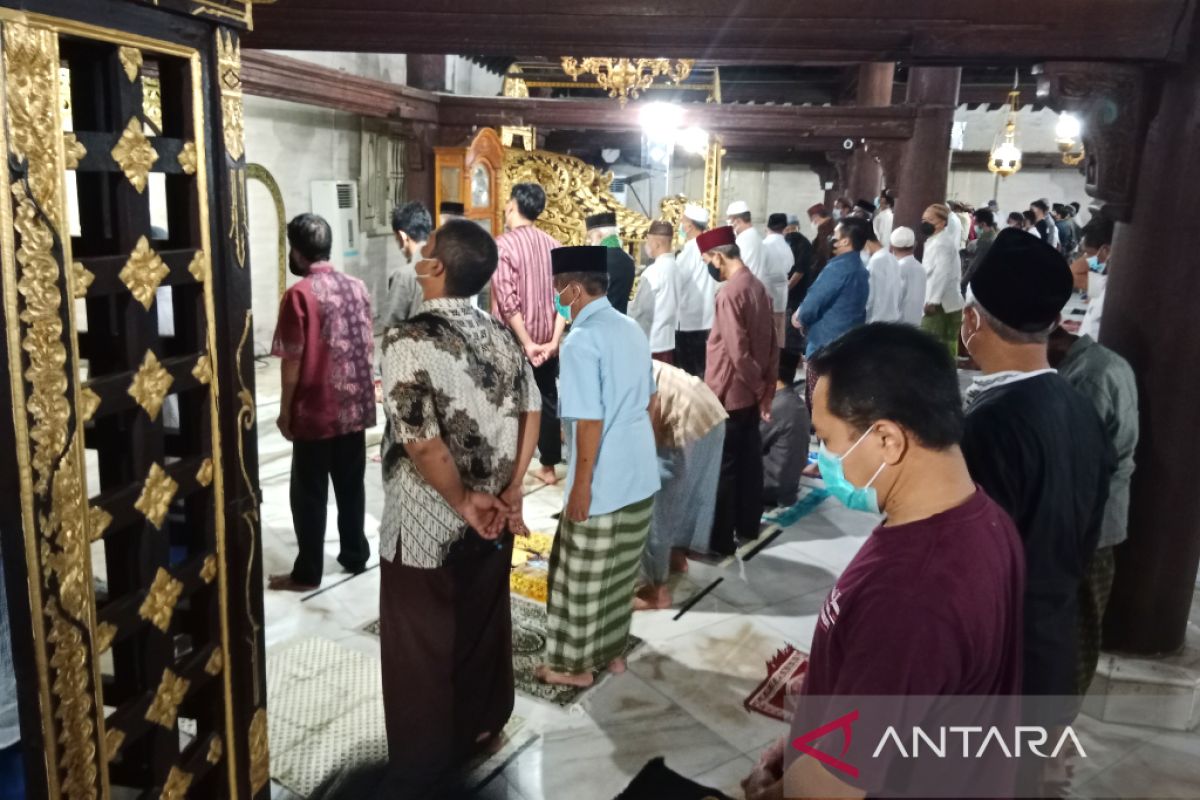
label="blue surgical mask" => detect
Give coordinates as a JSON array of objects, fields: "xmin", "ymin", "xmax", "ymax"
[
  {"xmin": 1087, "ymin": 255, "xmax": 1106, "ymax": 274},
  {"xmin": 817, "ymin": 428, "xmax": 887, "ymax": 514},
  {"xmin": 554, "ymin": 285, "xmax": 576, "ymax": 322}
]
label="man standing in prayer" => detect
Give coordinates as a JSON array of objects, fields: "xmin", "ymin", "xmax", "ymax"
[
  {"xmin": 538, "ymin": 246, "xmax": 660, "ymax": 687},
  {"xmin": 782, "ymin": 227, "xmax": 816, "ymax": 377},
  {"xmin": 919, "ymin": 203, "xmax": 965, "ymax": 359},
  {"xmin": 873, "ymin": 189, "xmax": 895, "ymax": 247},
  {"xmin": 640, "ymin": 220, "xmax": 680, "ymax": 363},
  {"xmin": 269, "ymin": 214, "xmax": 375, "ymax": 591},
  {"xmin": 760, "ymin": 357, "xmax": 810, "ymax": 509},
  {"xmin": 745, "ymin": 322, "xmax": 1024, "ymax": 800},
  {"xmin": 1048, "ymin": 314, "xmax": 1138, "ymax": 694},
  {"xmin": 385, "ymin": 201, "xmax": 433, "ymax": 327},
  {"xmin": 793, "ymin": 217, "xmax": 870, "ymax": 411},
  {"xmin": 784, "ymin": 213, "xmax": 801, "ymax": 235},
  {"xmin": 493, "ymin": 182, "xmax": 565, "ymax": 486},
  {"xmin": 585, "ymin": 211, "xmax": 635, "ymax": 314},
  {"xmin": 960, "ymin": 229, "xmax": 1113, "ymax": 702},
  {"xmin": 807, "ymin": 203, "xmax": 836, "ymax": 279},
  {"xmin": 863, "ymin": 226, "xmax": 903, "ymax": 323},
  {"xmin": 762, "ymin": 212, "xmax": 797, "ymax": 340},
  {"xmin": 891, "ymin": 226, "xmax": 926, "ymax": 327},
  {"xmin": 380, "ymin": 220, "xmax": 541, "ymax": 795},
  {"xmin": 1031, "ymin": 198, "xmax": 1060, "ymax": 249},
  {"xmin": 673, "ymin": 203, "xmax": 717, "ymax": 378},
  {"xmin": 726, "ymin": 200, "xmax": 764, "ymax": 278},
  {"xmin": 852, "ymin": 198, "xmax": 875, "ymax": 220},
  {"xmin": 1071, "ymin": 216, "xmax": 1114, "ymax": 341},
  {"xmin": 963, "ymin": 208, "xmax": 998, "ymax": 292},
  {"xmin": 636, "ymin": 361, "xmax": 727, "ymax": 610},
  {"xmin": 437, "ymin": 200, "xmax": 465, "ymax": 225},
  {"xmin": 701, "ymin": 226, "xmax": 778, "ymax": 555}
]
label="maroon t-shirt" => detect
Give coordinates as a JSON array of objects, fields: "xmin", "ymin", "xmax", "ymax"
[
  {"xmin": 803, "ymin": 487, "xmax": 1024, "ymax": 698},
  {"xmin": 271, "ymin": 264, "xmax": 376, "ymax": 441}
]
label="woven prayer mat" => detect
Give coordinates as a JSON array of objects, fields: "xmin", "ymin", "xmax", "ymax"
[{"xmin": 743, "ymin": 643, "xmax": 809, "ymax": 723}]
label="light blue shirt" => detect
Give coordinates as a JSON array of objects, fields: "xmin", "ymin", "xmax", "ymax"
[{"xmin": 559, "ymin": 297, "xmax": 661, "ymax": 515}]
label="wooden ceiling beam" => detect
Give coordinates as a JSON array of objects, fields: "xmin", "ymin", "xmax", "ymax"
[{"xmin": 246, "ymin": 1, "xmax": 1196, "ymax": 64}]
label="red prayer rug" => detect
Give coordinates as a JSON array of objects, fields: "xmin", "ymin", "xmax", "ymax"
[{"xmin": 743, "ymin": 644, "xmax": 809, "ymax": 722}]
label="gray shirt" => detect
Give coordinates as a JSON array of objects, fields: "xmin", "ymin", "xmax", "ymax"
[
  {"xmin": 1059, "ymin": 335, "xmax": 1139, "ymax": 549},
  {"xmin": 761, "ymin": 383, "xmax": 811, "ymax": 507},
  {"xmin": 383, "ymin": 265, "xmax": 424, "ymax": 328}
]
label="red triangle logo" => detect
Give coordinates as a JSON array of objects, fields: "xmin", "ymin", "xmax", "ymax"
[{"xmin": 790, "ymin": 709, "xmax": 861, "ymax": 779}]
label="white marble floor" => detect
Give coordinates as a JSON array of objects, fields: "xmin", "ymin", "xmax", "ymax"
[{"xmin": 253, "ymin": 360, "xmax": 1200, "ymax": 800}]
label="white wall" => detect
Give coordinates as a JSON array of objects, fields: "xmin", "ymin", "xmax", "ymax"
[{"xmin": 267, "ymin": 50, "xmax": 408, "ymax": 85}]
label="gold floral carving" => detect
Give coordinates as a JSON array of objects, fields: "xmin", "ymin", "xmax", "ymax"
[
  {"xmin": 191, "ymin": 352, "xmax": 212, "ymax": 385},
  {"xmin": 142, "ymin": 75, "xmax": 162, "ymax": 134},
  {"xmin": 229, "ymin": 167, "xmax": 247, "ymax": 267},
  {"xmin": 199, "ymin": 555, "xmax": 218, "ymax": 584},
  {"xmin": 159, "ymin": 766, "xmax": 192, "ymax": 800},
  {"xmin": 248, "ymin": 706, "xmax": 270, "ymax": 794},
  {"xmin": 145, "ymin": 668, "xmax": 190, "ymax": 729},
  {"xmin": 104, "ymin": 727, "xmax": 124, "ymax": 762},
  {"xmin": 195, "ymin": 458, "xmax": 214, "ymax": 487},
  {"xmin": 80, "ymin": 385, "xmax": 100, "ymax": 423},
  {"xmin": 206, "ymin": 735, "xmax": 223, "ymax": 765},
  {"xmin": 134, "ymin": 463, "xmax": 178, "ymax": 529},
  {"xmin": 71, "ymin": 260, "xmax": 94, "ymax": 298},
  {"xmin": 138, "ymin": 567, "xmax": 183, "ymax": 632},
  {"xmin": 94, "ymin": 622, "xmax": 117, "ymax": 654},
  {"xmin": 111, "ymin": 117, "xmax": 157, "ymax": 193},
  {"xmin": 64, "ymin": 131, "xmax": 86, "ymax": 169},
  {"xmin": 177, "ymin": 141, "xmax": 197, "ymax": 175},
  {"xmin": 216, "ymin": 30, "xmax": 244, "ymax": 161},
  {"xmin": 117, "ymin": 46, "xmax": 142, "ymax": 82},
  {"xmin": 88, "ymin": 505, "xmax": 112, "ymax": 542},
  {"xmin": 119, "ymin": 236, "xmax": 169, "ymax": 310},
  {"xmin": 128, "ymin": 350, "xmax": 174, "ymax": 420},
  {"xmin": 187, "ymin": 249, "xmax": 207, "ymax": 283},
  {"xmin": 204, "ymin": 646, "xmax": 224, "ymax": 676},
  {"xmin": 46, "ymin": 600, "xmax": 99, "ymax": 797}
]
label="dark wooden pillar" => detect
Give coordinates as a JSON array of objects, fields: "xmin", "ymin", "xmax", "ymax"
[
  {"xmin": 893, "ymin": 67, "xmax": 960, "ymax": 233},
  {"xmin": 406, "ymin": 53, "xmax": 446, "ymax": 92},
  {"xmin": 1097, "ymin": 43, "xmax": 1200, "ymax": 655},
  {"xmin": 846, "ymin": 62, "xmax": 894, "ymax": 200}
]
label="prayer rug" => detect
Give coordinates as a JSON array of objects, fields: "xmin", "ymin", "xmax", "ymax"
[
  {"xmin": 363, "ymin": 594, "xmax": 643, "ymax": 708},
  {"xmin": 743, "ymin": 644, "xmax": 809, "ymax": 723}
]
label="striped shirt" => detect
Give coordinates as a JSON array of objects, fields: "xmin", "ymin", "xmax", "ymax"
[
  {"xmin": 491, "ymin": 224, "xmax": 561, "ymax": 345},
  {"xmin": 651, "ymin": 361, "xmax": 728, "ymax": 449}
]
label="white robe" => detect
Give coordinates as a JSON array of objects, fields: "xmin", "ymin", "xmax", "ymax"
[
  {"xmin": 641, "ymin": 252, "xmax": 680, "ymax": 353},
  {"xmin": 760, "ymin": 233, "xmax": 794, "ymax": 313},
  {"xmin": 674, "ymin": 238, "xmax": 716, "ymax": 331}
]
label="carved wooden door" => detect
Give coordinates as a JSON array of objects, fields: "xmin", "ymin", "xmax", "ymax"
[{"xmin": 0, "ymin": 2, "xmax": 267, "ymax": 798}]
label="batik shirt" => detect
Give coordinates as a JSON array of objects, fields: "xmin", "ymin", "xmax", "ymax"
[
  {"xmin": 271, "ymin": 263, "xmax": 376, "ymax": 440},
  {"xmin": 380, "ymin": 298, "xmax": 541, "ymax": 568}
]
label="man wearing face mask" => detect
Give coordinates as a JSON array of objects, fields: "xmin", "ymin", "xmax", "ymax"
[
  {"xmin": 742, "ymin": 322, "xmax": 1024, "ymax": 800},
  {"xmin": 639, "ymin": 220, "xmax": 680, "ymax": 362},
  {"xmin": 960, "ymin": 229, "xmax": 1113, "ymax": 705},
  {"xmin": 919, "ymin": 203, "xmax": 964, "ymax": 359},
  {"xmin": 793, "ymin": 217, "xmax": 870, "ymax": 411},
  {"xmin": 700, "ymin": 226, "xmax": 778, "ymax": 555},
  {"xmin": 269, "ymin": 214, "xmax": 376, "ymax": 591},
  {"xmin": 1070, "ymin": 216, "xmax": 1114, "ymax": 341}
]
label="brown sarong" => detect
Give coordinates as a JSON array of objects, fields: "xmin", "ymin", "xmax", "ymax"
[{"xmin": 379, "ymin": 531, "xmax": 514, "ymax": 794}]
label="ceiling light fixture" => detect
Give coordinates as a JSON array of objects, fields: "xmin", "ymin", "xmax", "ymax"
[{"xmin": 562, "ymin": 57, "xmax": 693, "ymax": 106}]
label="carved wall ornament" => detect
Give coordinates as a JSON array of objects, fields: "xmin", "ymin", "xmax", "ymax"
[
  {"xmin": 229, "ymin": 167, "xmax": 247, "ymax": 267},
  {"xmin": 561, "ymin": 57, "xmax": 693, "ymax": 106},
  {"xmin": 207, "ymin": 735, "xmax": 223, "ymax": 765},
  {"xmin": 134, "ymin": 463, "xmax": 178, "ymax": 529},
  {"xmin": 104, "ymin": 727, "xmax": 124, "ymax": 763},
  {"xmin": 216, "ymin": 29, "xmax": 245, "ymax": 160},
  {"xmin": 187, "ymin": 249, "xmax": 207, "ymax": 283},
  {"xmin": 111, "ymin": 117, "xmax": 157, "ymax": 193},
  {"xmin": 94, "ymin": 622, "xmax": 117, "ymax": 655},
  {"xmin": 159, "ymin": 766, "xmax": 193, "ymax": 800},
  {"xmin": 177, "ymin": 141, "xmax": 198, "ymax": 175},
  {"xmin": 88, "ymin": 505, "xmax": 112, "ymax": 542},
  {"xmin": 145, "ymin": 668, "xmax": 190, "ymax": 729},
  {"xmin": 71, "ymin": 261, "xmax": 94, "ymax": 298},
  {"xmin": 142, "ymin": 75, "xmax": 163, "ymax": 133},
  {"xmin": 204, "ymin": 646, "xmax": 224, "ymax": 676},
  {"xmin": 200, "ymin": 555, "xmax": 218, "ymax": 584},
  {"xmin": 117, "ymin": 46, "xmax": 142, "ymax": 82},
  {"xmin": 248, "ymin": 707, "xmax": 270, "ymax": 793},
  {"xmin": 128, "ymin": 350, "xmax": 174, "ymax": 420},
  {"xmin": 80, "ymin": 385, "xmax": 101, "ymax": 423},
  {"xmin": 64, "ymin": 131, "xmax": 86, "ymax": 169},
  {"xmin": 195, "ymin": 458, "xmax": 214, "ymax": 487},
  {"xmin": 191, "ymin": 352, "xmax": 212, "ymax": 385},
  {"xmin": 119, "ymin": 236, "xmax": 169, "ymax": 310},
  {"xmin": 139, "ymin": 567, "xmax": 184, "ymax": 632}
]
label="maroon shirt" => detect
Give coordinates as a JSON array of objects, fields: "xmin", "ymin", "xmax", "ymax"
[
  {"xmin": 803, "ymin": 487, "xmax": 1024, "ymax": 698},
  {"xmin": 705, "ymin": 267, "xmax": 778, "ymax": 412},
  {"xmin": 271, "ymin": 263, "xmax": 376, "ymax": 440}
]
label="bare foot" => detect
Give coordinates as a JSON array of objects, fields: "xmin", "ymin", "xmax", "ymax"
[
  {"xmin": 608, "ymin": 658, "xmax": 627, "ymax": 674},
  {"xmin": 267, "ymin": 574, "xmax": 319, "ymax": 592},
  {"xmin": 634, "ymin": 584, "xmax": 672, "ymax": 611},
  {"xmin": 532, "ymin": 465, "xmax": 559, "ymax": 486},
  {"xmin": 535, "ymin": 665, "xmax": 594, "ymax": 687},
  {"xmin": 669, "ymin": 549, "xmax": 690, "ymax": 574}
]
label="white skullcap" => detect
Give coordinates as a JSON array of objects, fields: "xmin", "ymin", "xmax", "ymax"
[
  {"xmin": 890, "ymin": 226, "xmax": 916, "ymax": 248},
  {"xmin": 683, "ymin": 203, "xmax": 710, "ymax": 225},
  {"xmin": 725, "ymin": 200, "xmax": 750, "ymax": 216}
]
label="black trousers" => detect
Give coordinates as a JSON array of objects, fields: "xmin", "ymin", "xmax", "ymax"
[
  {"xmin": 532, "ymin": 356, "xmax": 561, "ymax": 467},
  {"xmin": 710, "ymin": 407, "xmax": 765, "ymax": 555},
  {"xmin": 675, "ymin": 329, "xmax": 710, "ymax": 379},
  {"xmin": 289, "ymin": 430, "xmax": 370, "ymax": 585}
]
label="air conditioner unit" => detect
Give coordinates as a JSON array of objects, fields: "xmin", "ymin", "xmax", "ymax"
[
  {"xmin": 310, "ymin": 180, "xmax": 360, "ymax": 270},
  {"xmin": 610, "ymin": 175, "xmax": 629, "ymax": 205}
]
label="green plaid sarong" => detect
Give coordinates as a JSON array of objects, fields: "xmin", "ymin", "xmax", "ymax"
[{"xmin": 544, "ymin": 496, "xmax": 654, "ymax": 673}]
